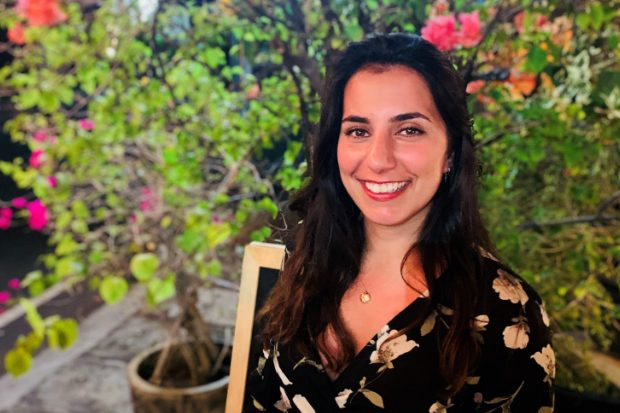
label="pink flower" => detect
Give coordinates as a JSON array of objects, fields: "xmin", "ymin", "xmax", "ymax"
[
  {"xmin": 0, "ymin": 291, "xmax": 10, "ymax": 304},
  {"xmin": 8, "ymin": 278, "xmax": 21, "ymax": 290},
  {"xmin": 0, "ymin": 208, "xmax": 12, "ymax": 230},
  {"xmin": 16, "ymin": 0, "xmax": 67, "ymax": 27},
  {"xmin": 11, "ymin": 197, "xmax": 28, "ymax": 208},
  {"xmin": 27, "ymin": 199, "xmax": 48, "ymax": 231},
  {"xmin": 29, "ymin": 149, "xmax": 45, "ymax": 168},
  {"xmin": 421, "ymin": 15, "xmax": 459, "ymax": 51},
  {"xmin": 79, "ymin": 119, "xmax": 95, "ymax": 131},
  {"xmin": 139, "ymin": 187, "xmax": 159, "ymax": 213},
  {"xmin": 48, "ymin": 176, "xmax": 58, "ymax": 188},
  {"xmin": 458, "ymin": 12, "xmax": 482, "ymax": 48},
  {"xmin": 33, "ymin": 130, "xmax": 48, "ymax": 142}
]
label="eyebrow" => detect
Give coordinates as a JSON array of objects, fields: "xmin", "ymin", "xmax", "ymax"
[{"xmin": 341, "ymin": 112, "xmax": 432, "ymax": 124}]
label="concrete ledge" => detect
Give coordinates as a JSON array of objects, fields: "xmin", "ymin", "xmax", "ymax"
[{"xmin": 0, "ymin": 285, "xmax": 145, "ymax": 411}]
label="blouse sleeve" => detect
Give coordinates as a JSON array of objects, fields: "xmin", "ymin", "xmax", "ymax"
[
  {"xmin": 452, "ymin": 267, "xmax": 555, "ymax": 412},
  {"xmin": 243, "ymin": 346, "xmax": 282, "ymax": 412}
]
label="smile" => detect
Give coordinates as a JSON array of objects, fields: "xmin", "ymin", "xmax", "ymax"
[{"xmin": 362, "ymin": 180, "xmax": 410, "ymax": 194}]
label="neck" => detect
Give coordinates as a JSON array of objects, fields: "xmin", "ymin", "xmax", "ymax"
[{"xmin": 361, "ymin": 218, "xmax": 424, "ymax": 282}]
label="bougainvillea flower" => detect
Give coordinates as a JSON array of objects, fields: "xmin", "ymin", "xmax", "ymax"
[
  {"xmin": 33, "ymin": 130, "xmax": 48, "ymax": 142},
  {"xmin": 139, "ymin": 187, "xmax": 159, "ymax": 212},
  {"xmin": 0, "ymin": 291, "xmax": 10, "ymax": 304},
  {"xmin": 29, "ymin": 149, "xmax": 45, "ymax": 168},
  {"xmin": 27, "ymin": 199, "xmax": 48, "ymax": 231},
  {"xmin": 8, "ymin": 278, "xmax": 21, "ymax": 290},
  {"xmin": 421, "ymin": 15, "xmax": 459, "ymax": 51},
  {"xmin": 458, "ymin": 11, "xmax": 482, "ymax": 48},
  {"xmin": 11, "ymin": 197, "xmax": 28, "ymax": 208},
  {"xmin": 47, "ymin": 176, "xmax": 58, "ymax": 188},
  {"xmin": 0, "ymin": 208, "xmax": 13, "ymax": 230},
  {"xmin": 79, "ymin": 118, "xmax": 95, "ymax": 131},
  {"xmin": 16, "ymin": 0, "xmax": 67, "ymax": 27},
  {"xmin": 7, "ymin": 23, "xmax": 26, "ymax": 44}
]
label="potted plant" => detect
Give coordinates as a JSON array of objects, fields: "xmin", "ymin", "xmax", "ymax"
[{"xmin": 0, "ymin": 0, "xmax": 300, "ymax": 409}]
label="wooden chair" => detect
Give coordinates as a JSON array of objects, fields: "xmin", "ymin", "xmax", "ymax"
[{"xmin": 225, "ymin": 242, "xmax": 286, "ymax": 413}]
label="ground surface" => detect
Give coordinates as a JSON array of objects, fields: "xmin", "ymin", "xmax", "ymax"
[{"xmin": 0, "ymin": 286, "xmax": 238, "ymax": 413}]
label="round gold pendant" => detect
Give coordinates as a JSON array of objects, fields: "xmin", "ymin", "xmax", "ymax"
[{"xmin": 360, "ymin": 291, "xmax": 371, "ymax": 304}]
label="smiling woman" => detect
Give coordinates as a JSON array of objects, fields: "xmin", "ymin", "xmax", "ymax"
[
  {"xmin": 245, "ymin": 34, "xmax": 554, "ymax": 412},
  {"xmin": 337, "ymin": 66, "xmax": 449, "ymax": 233}
]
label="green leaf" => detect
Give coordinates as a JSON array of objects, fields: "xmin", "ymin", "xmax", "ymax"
[
  {"xmin": 146, "ymin": 274, "xmax": 175, "ymax": 307},
  {"xmin": 205, "ymin": 259, "xmax": 222, "ymax": 277},
  {"xmin": 206, "ymin": 223, "xmax": 231, "ymax": 248},
  {"xmin": 4, "ymin": 347, "xmax": 32, "ymax": 377},
  {"xmin": 21, "ymin": 270, "xmax": 43, "ymax": 288},
  {"xmin": 524, "ymin": 46, "xmax": 547, "ymax": 74},
  {"xmin": 48, "ymin": 319, "xmax": 78, "ymax": 349},
  {"xmin": 590, "ymin": 2, "xmax": 605, "ymax": 30},
  {"xmin": 575, "ymin": 13, "xmax": 590, "ymax": 30},
  {"xmin": 55, "ymin": 234, "xmax": 80, "ymax": 255},
  {"xmin": 259, "ymin": 197, "xmax": 278, "ymax": 218},
  {"xmin": 15, "ymin": 89, "xmax": 41, "ymax": 110},
  {"xmin": 20, "ymin": 298, "xmax": 45, "ymax": 337},
  {"xmin": 99, "ymin": 276, "xmax": 128, "ymax": 304},
  {"xmin": 28, "ymin": 279, "xmax": 46, "ymax": 297},
  {"xmin": 71, "ymin": 200, "xmax": 89, "ymax": 219},
  {"xmin": 176, "ymin": 228, "xmax": 202, "ymax": 253},
  {"xmin": 130, "ymin": 253, "xmax": 160, "ymax": 282},
  {"xmin": 56, "ymin": 211, "xmax": 72, "ymax": 230},
  {"xmin": 344, "ymin": 23, "xmax": 364, "ymax": 42},
  {"xmin": 19, "ymin": 331, "xmax": 43, "ymax": 352},
  {"xmin": 250, "ymin": 226, "xmax": 272, "ymax": 242},
  {"xmin": 204, "ymin": 47, "xmax": 226, "ymax": 68}
]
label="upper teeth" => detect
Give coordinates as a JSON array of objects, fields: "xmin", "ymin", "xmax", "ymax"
[{"xmin": 364, "ymin": 181, "xmax": 408, "ymax": 194}]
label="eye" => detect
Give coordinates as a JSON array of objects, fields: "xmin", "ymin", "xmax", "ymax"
[
  {"xmin": 344, "ymin": 128, "xmax": 369, "ymax": 138},
  {"xmin": 399, "ymin": 126, "xmax": 424, "ymax": 136}
]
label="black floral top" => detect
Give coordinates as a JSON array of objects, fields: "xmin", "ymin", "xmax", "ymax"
[{"xmin": 245, "ymin": 258, "xmax": 555, "ymax": 412}]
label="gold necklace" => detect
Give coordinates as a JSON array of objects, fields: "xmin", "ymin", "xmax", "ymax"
[
  {"xmin": 358, "ymin": 271, "xmax": 425, "ymax": 304},
  {"xmin": 359, "ymin": 279, "xmax": 371, "ymax": 304}
]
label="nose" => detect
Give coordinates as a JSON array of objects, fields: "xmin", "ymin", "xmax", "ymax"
[{"xmin": 366, "ymin": 131, "xmax": 396, "ymax": 173}]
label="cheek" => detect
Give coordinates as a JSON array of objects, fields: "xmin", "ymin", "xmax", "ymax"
[
  {"xmin": 336, "ymin": 139, "xmax": 353, "ymax": 175},
  {"xmin": 398, "ymin": 144, "xmax": 448, "ymax": 174}
]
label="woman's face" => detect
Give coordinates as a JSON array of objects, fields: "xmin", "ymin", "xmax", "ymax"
[{"xmin": 337, "ymin": 65, "xmax": 450, "ymax": 234}]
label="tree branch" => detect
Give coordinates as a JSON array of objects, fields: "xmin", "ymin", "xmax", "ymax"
[{"xmin": 519, "ymin": 191, "xmax": 620, "ymax": 230}]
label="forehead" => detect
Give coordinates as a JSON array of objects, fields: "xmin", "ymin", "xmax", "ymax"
[{"xmin": 342, "ymin": 65, "xmax": 443, "ymax": 123}]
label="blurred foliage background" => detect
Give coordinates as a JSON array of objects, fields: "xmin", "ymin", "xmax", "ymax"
[{"xmin": 0, "ymin": 0, "xmax": 619, "ymax": 397}]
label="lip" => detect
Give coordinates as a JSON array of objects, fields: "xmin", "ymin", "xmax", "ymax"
[{"xmin": 358, "ymin": 179, "xmax": 410, "ymax": 201}]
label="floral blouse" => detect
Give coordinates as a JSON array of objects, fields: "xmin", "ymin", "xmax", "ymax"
[{"xmin": 244, "ymin": 258, "xmax": 555, "ymax": 412}]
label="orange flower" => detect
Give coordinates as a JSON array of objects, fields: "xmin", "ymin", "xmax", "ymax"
[
  {"xmin": 7, "ymin": 22, "xmax": 26, "ymax": 44},
  {"xmin": 16, "ymin": 0, "xmax": 66, "ymax": 27},
  {"xmin": 507, "ymin": 71, "xmax": 537, "ymax": 99}
]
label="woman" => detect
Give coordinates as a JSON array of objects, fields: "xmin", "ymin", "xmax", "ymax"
[{"xmin": 246, "ymin": 33, "xmax": 554, "ymax": 412}]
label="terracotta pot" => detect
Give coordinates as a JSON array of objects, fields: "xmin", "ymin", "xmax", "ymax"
[{"xmin": 128, "ymin": 342, "xmax": 229, "ymax": 413}]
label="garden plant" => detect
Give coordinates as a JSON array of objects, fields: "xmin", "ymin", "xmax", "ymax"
[{"xmin": 0, "ymin": 0, "xmax": 619, "ymax": 401}]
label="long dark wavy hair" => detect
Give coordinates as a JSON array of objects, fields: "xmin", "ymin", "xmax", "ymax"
[{"xmin": 260, "ymin": 33, "xmax": 494, "ymax": 394}]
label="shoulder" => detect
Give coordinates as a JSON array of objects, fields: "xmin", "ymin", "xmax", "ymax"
[
  {"xmin": 448, "ymin": 257, "xmax": 555, "ymax": 411},
  {"xmin": 473, "ymin": 257, "xmax": 555, "ymax": 384}
]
